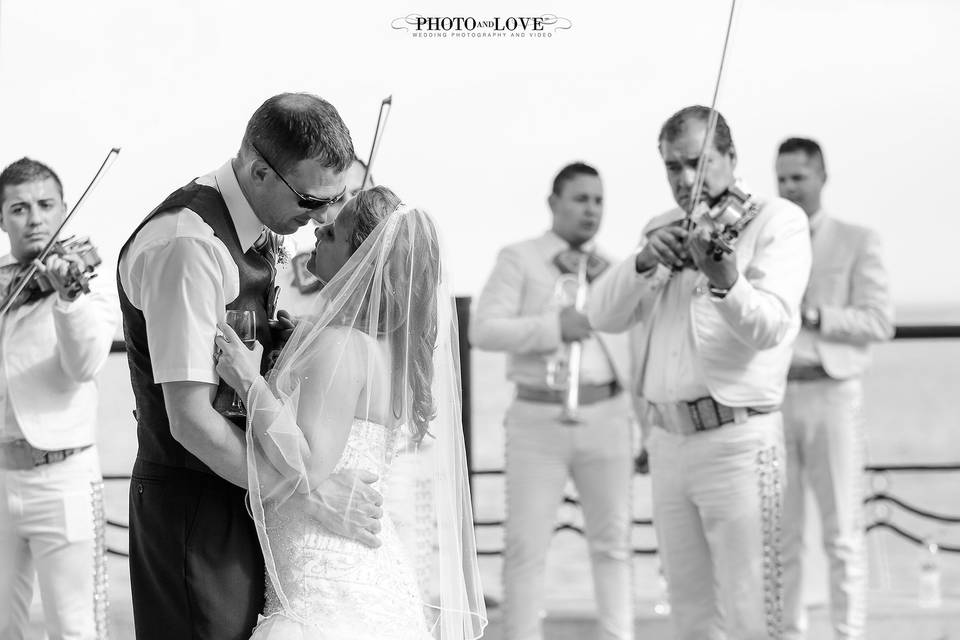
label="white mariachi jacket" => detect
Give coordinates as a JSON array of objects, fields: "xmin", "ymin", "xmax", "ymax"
[
  {"xmin": 0, "ymin": 253, "xmax": 119, "ymax": 450},
  {"xmin": 469, "ymin": 230, "xmax": 631, "ymax": 391},
  {"xmin": 587, "ymin": 195, "xmax": 811, "ymax": 414}
]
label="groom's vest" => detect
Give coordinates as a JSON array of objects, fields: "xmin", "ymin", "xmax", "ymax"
[{"xmin": 117, "ymin": 182, "xmax": 276, "ymax": 474}]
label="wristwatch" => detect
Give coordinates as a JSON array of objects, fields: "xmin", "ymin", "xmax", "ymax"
[{"xmin": 803, "ymin": 307, "xmax": 821, "ymax": 329}]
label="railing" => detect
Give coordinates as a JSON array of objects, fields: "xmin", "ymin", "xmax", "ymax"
[
  {"xmin": 463, "ymin": 310, "xmax": 960, "ymax": 558},
  {"xmin": 102, "ymin": 302, "xmax": 960, "ymax": 559}
]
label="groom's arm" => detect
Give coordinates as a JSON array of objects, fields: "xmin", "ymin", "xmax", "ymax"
[
  {"xmin": 165, "ymin": 382, "xmax": 249, "ymax": 488},
  {"xmin": 130, "ymin": 232, "xmax": 249, "ymax": 486}
]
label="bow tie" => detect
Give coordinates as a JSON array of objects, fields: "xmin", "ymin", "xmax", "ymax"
[{"xmin": 553, "ymin": 249, "xmax": 609, "ymax": 283}]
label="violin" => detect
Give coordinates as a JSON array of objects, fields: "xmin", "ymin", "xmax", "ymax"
[
  {"xmin": 689, "ymin": 179, "xmax": 762, "ymax": 261},
  {"xmin": 654, "ymin": 180, "xmax": 761, "ymax": 272},
  {"xmin": 0, "ymin": 236, "xmax": 103, "ymax": 310},
  {"xmin": 0, "ymin": 147, "xmax": 120, "ymax": 316}
]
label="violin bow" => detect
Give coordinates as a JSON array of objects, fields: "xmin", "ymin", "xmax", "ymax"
[
  {"xmin": 684, "ymin": 0, "xmax": 739, "ymax": 229},
  {"xmin": 0, "ymin": 147, "xmax": 121, "ymax": 315},
  {"xmin": 361, "ymin": 95, "xmax": 393, "ymax": 189}
]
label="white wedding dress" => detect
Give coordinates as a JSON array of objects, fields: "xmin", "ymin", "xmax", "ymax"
[
  {"xmin": 245, "ymin": 207, "xmax": 485, "ymax": 640},
  {"xmin": 250, "ymin": 419, "xmax": 432, "ymax": 640}
]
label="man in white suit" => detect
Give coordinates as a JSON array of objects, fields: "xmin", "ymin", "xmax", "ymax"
[
  {"xmin": 0, "ymin": 158, "xmax": 119, "ymax": 639},
  {"xmin": 471, "ymin": 162, "xmax": 635, "ymax": 640},
  {"xmin": 589, "ymin": 106, "xmax": 811, "ymax": 639},
  {"xmin": 776, "ymin": 137, "xmax": 894, "ymax": 640}
]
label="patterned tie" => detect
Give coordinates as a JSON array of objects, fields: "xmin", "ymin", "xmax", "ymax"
[
  {"xmin": 253, "ymin": 227, "xmax": 269, "ymax": 252},
  {"xmin": 553, "ymin": 248, "xmax": 609, "ymax": 282}
]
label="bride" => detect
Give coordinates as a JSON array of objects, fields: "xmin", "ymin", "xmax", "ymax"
[{"xmin": 214, "ymin": 186, "xmax": 487, "ymax": 639}]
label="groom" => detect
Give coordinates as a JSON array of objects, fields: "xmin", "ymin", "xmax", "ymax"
[{"xmin": 118, "ymin": 93, "xmax": 384, "ymax": 640}]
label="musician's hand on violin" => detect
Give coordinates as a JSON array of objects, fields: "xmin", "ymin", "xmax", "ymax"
[
  {"xmin": 39, "ymin": 253, "xmax": 86, "ymax": 302},
  {"xmin": 559, "ymin": 306, "xmax": 591, "ymax": 343},
  {"xmin": 637, "ymin": 226, "xmax": 690, "ymax": 272},
  {"xmin": 689, "ymin": 227, "xmax": 738, "ymax": 290}
]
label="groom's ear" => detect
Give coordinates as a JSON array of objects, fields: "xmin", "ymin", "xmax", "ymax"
[{"xmin": 250, "ymin": 158, "xmax": 270, "ymax": 184}]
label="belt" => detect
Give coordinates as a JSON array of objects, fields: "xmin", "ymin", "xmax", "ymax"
[
  {"xmin": 0, "ymin": 440, "xmax": 93, "ymax": 471},
  {"xmin": 516, "ymin": 381, "xmax": 621, "ymax": 406},
  {"xmin": 649, "ymin": 396, "xmax": 765, "ymax": 436},
  {"xmin": 787, "ymin": 364, "xmax": 833, "ymax": 381}
]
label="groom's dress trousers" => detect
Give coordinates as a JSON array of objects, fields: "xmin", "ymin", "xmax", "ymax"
[
  {"xmin": 0, "ymin": 260, "xmax": 117, "ymax": 640},
  {"xmin": 471, "ymin": 231, "xmax": 635, "ymax": 640},
  {"xmin": 782, "ymin": 211, "xmax": 893, "ymax": 640},
  {"xmin": 118, "ymin": 162, "xmax": 275, "ymax": 640},
  {"xmin": 588, "ymin": 196, "xmax": 811, "ymax": 640}
]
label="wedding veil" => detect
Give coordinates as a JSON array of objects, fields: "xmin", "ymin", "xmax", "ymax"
[{"xmin": 244, "ymin": 192, "xmax": 486, "ymax": 639}]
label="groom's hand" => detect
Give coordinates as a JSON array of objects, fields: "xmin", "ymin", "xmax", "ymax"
[
  {"xmin": 308, "ymin": 469, "xmax": 383, "ymax": 548},
  {"xmin": 270, "ymin": 309, "xmax": 298, "ymax": 344}
]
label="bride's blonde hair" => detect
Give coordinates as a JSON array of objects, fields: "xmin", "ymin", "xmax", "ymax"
[{"xmin": 351, "ymin": 187, "xmax": 440, "ymax": 442}]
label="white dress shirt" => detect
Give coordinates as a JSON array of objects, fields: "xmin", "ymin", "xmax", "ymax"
[
  {"xmin": 642, "ymin": 268, "xmax": 711, "ymax": 403},
  {"xmin": 588, "ymin": 194, "xmax": 811, "ymax": 409},
  {"xmin": 0, "ymin": 258, "xmax": 119, "ymax": 449},
  {"xmin": 118, "ymin": 161, "xmax": 265, "ymax": 385},
  {"xmin": 791, "ymin": 209, "xmax": 827, "ymax": 366}
]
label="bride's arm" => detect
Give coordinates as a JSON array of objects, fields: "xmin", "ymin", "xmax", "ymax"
[
  {"xmin": 215, "ymin": 323, "xmax": 312, "ymax": 486},
  {"xmin": 293, "ymin": 327, "xmax": 368, "ymax": 493},
  {"xmin": 245, "ymin": 377, "xmax": 313, "ymax": 487}
]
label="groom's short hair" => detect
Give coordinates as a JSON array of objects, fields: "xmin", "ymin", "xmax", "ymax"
[{"xmin": 241, "ymin": 93, "xmax": 355, "ymax": 174}]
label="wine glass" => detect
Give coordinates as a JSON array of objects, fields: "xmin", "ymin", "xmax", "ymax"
[{"xmin": 222, "ymin": 309, "xmax": 256, "ymax": 417}]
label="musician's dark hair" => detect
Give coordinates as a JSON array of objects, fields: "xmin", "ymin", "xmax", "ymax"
[
  {"xmin": 241, "ymin": 92, "xmax": 355, "ymax": 174},
  {"xmin": 0, "ymin": 158, "xmax": 64, "ymax": 209},
  {"xmin": 552, "ymin": 162, "xmax": 600, "ymax": 196},
  {"xmin": 778, "ymin": 137, "xmax": 826, "ymax": 175},
  {"xmin": 659, "ymin": 105, "xmax": 734, "ymax": 155}
]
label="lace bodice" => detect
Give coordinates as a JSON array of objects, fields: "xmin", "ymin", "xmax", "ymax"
[{"xmin": 252, "ymin": 420, "xmax": 431, "ymax": 640}]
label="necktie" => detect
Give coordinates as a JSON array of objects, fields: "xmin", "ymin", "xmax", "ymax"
[
  {"xmin": 253, "ymin": 228, "xmax": 269, "ymax": 252},
  {"xmin": 553, "ymin": 248, "xmax": 609, "ymax": 283}
]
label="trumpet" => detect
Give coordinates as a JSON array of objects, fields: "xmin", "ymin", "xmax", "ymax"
[{"xmin": 545, "ymin": 253, "xmax": 589, "ymax": 424}]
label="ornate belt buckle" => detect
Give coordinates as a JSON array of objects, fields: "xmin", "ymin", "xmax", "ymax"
[{"xmin": 691, "ymin": 397, "xmax": 722, "ymax": 431}]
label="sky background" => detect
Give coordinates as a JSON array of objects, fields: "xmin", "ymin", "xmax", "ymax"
[{"xmin": 0, "ymin": 0, "xmax": 957, "ymax": 317}]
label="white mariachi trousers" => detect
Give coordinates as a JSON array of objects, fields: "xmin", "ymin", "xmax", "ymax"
[
  {"xmin": 781, "ymin": 379, "xmax": 867, "ymax": 640},
  {"xmin": 502, "ymin": 394, "xmax": 635, "ymax": 640},
  {"xmin": 0, "ymin": 446, "xmax": 107, "ymax": 640},
  {"xmin": 647, "ymin": 411, "xmax": 785, "ymax": 640}
]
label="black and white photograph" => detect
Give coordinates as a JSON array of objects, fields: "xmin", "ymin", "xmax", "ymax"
[{"xmin": 0, "ymin": 1, "xmax": 957, "ymax": 638}]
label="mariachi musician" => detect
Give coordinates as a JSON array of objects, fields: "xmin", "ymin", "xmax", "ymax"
[
  {"xmin": 0, "ymin": 157, "xmax": 119, "ymax": 639},
  {"xmin": 471, "ymin": 161, "xmax": 635, "ymax": 640},
  {"xmin": 588, "ymin": 106, "xmax": 812, "ymax": 639}
]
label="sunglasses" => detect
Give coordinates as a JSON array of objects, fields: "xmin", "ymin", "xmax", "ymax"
[{"xmin": 252, "ymin": 144, "xmax": 346, "ymax": 211}]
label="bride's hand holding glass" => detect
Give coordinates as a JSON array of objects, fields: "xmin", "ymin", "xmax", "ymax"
[
  {"xmin": 214, "ymin": 321, "xmax": 263, "ymax": 402},
  {"xmin": 216, "ymin": 319, "xmax": 386, "ymax": 549}
]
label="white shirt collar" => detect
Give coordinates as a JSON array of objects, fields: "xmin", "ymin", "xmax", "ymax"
[
  {"xmin": 0, "ymin": 254, "xmax": 16, "ymax": 268},
  {"xmin": 214, "ymin": 161, "xmax": 265, "ymax": 252}
]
